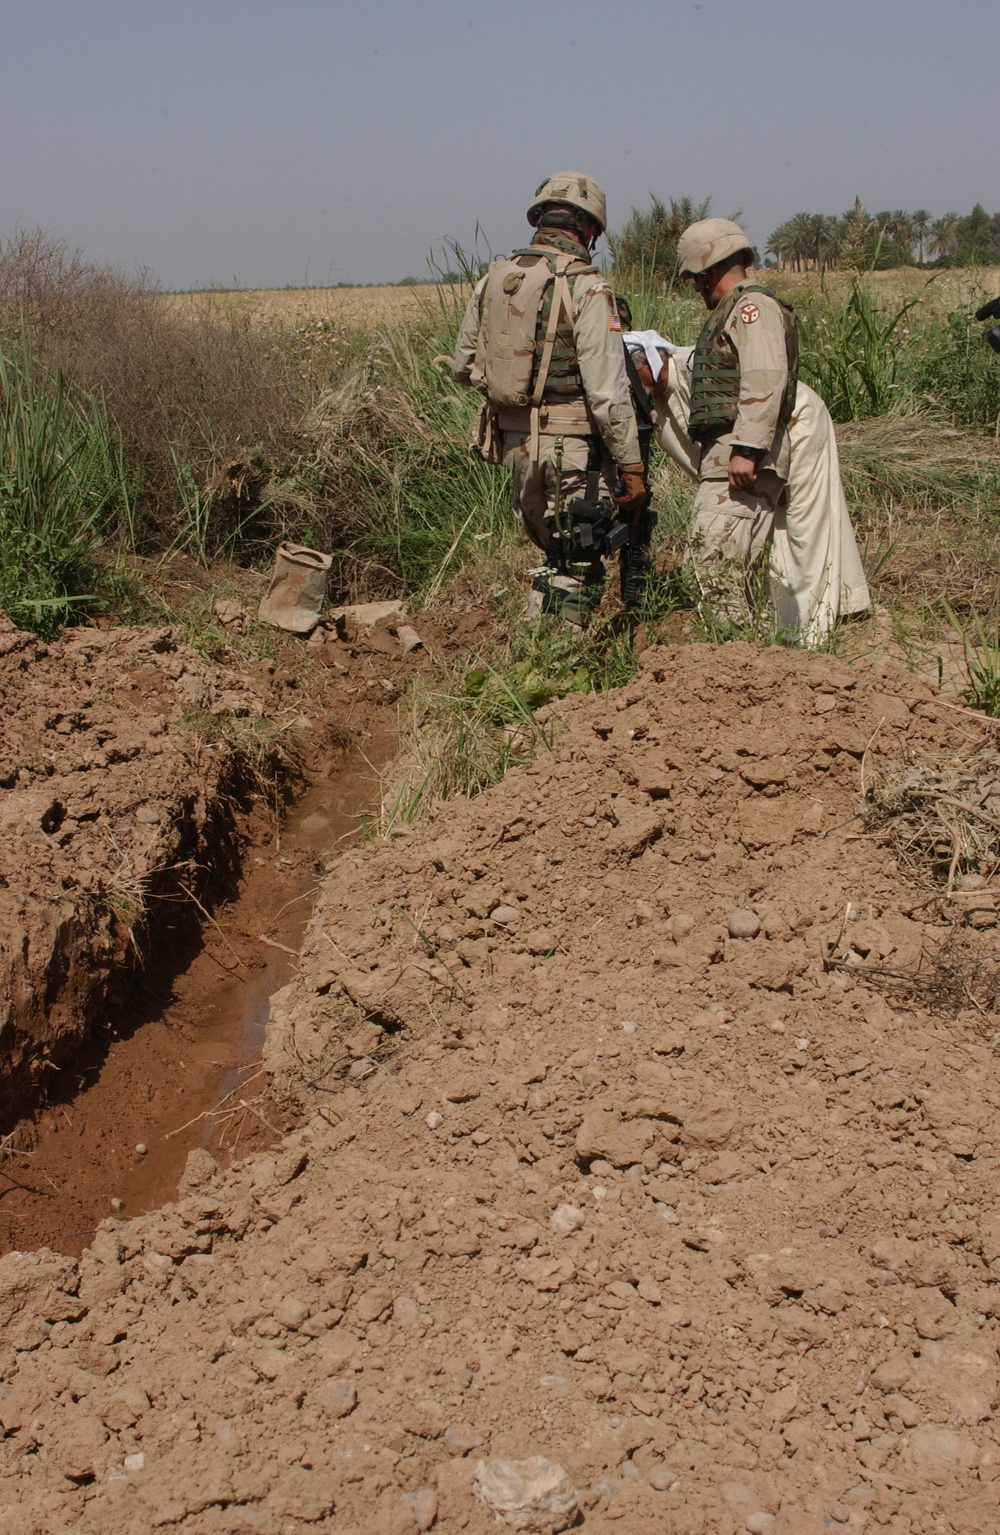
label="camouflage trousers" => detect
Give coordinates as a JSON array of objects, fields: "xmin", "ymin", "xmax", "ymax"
[
  {"xmin": 686, "ymin": 470, "xmax": 787, "ymax": 624},
  {"xmin": 502, "ymin": 431, "xmax": 613, "ymax": 623}
]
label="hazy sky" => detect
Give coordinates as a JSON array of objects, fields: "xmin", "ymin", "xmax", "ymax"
[{"xmin": 1, "ymin": 0, "xmax": 996, "ymax": 290}]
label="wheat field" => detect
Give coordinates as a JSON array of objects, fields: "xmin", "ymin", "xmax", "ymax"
[{"xmin": 163, "ymin": 283, "xmax": 457, "ymax": 330}]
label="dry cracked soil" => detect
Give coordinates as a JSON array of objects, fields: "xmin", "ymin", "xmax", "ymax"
[{"xmin": 3, "ymin": 638, "xmax": 1000, "ymax": 1535}]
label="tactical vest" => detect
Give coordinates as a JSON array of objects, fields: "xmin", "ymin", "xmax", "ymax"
[
  {"xmin": 472, "ymin": 244, "xmax": 596, "ymax": 410},
  {"xmin": 688, "ymin": 284, "xmax": 798, "ymax": 445}
]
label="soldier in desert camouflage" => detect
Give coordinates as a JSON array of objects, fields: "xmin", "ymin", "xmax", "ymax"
[
  {"xmin": 453, "ymin": 174, "xmax": 645, "ymax": 624},
  {"xmin": 677, "ymin": 218, "xmax": 799, "ymax": 622}
]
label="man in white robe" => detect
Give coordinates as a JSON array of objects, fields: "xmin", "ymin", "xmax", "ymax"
[{"xmin": 644, "ymin": 343, "xmax": 870, "ymax": 643}]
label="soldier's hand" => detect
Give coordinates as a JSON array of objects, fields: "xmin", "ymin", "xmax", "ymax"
[
  {"xmin": 728, "ymin": 453, "xmax": 759, "ymax": 491},
  {"xmin": 614, "ymin": 463, "xmax": 648, "ymax": 513}
]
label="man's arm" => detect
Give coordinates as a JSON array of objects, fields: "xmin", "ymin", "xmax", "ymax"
[
  {"xmin": 452, "ymin": 276, "xmax": 488, "ymax": 388},
  {"xmin": 725, "ymin": 296, "xmax": 789, "ymax": 488},
  {"xmin": 572, "ymin": 277, "xmax": 642, "ymax": 467}
]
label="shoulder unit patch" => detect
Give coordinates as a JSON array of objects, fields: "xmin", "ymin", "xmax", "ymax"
[{"xmin": 739, "ymin": 301, "xmax": 760, "ymax": 325}]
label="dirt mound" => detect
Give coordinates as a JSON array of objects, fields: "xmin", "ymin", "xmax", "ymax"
[{"xmin": 2, "ymin": 642, "xmax": 999, "ymax": 1534}]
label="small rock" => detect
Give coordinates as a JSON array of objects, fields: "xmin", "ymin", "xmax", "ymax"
[
  {"xmin": 745, "ymin": 1516, "xmax": 776, "ymax": 1534},
  {"xmin": 647, "ymin": 1464, "xmax": 673, "ymax": 1491},
  {"xmin": 213, "ymin": 598, "xmax": 247, "ymax": 628},
  {"xmin": 670, "ymin": 913, "xmax": 695, "ymax": 942},
  {"xmin": 727, "ymin": 909, "xmax": 761, "ymax": 939},
  {"xmin": 490, "ymin": 905, "xmax": 522, "ymax": 928},
  {"xmin": 355, "ymin": 1286, "xmax": 392, "ymax": 1324},
  {"xmin": 442, "ymin": 1080, "xmax": 480, "ymax": 1103},
  {"xmin": 409, "ymin": 1487, "xmax": 437, "ymax": 1530},
  {"xmin": 768, "ymin": 1020, "xmax": 786, "ymax": 1034},
  {"xmin": 135, "ymin": 805, "xmax": 161, "ymax": 825},
  {"xmin": 634, "ymin": 900, "xmax": 656, "ymax": 925},
  {"xmin": 317, "ymin": 1379, "xmax": 357, "ymax": 1418},
  {"xmin": 473, "ymin": 1456, "xmax": 579, "ymax": 1533},
  {"xmin": 347, "ymin": 1057, "xmax": 375, "ymax": 1079},
  {"xmin": 549, "ymin": 1204, "xmax": 585, "ymax": 1236},
  {"xmin": 273, "ymin": 1296, "xmax": 310, "ymax": 1330},
  {"xmin": 135, "ymin": 1143, "xmax": 147, "ymax": 1156},
  {"xmin": 444, "ymin": 1422, "xmax": 485, "ymax": 1455},
  {"xmin": 651, "ymin": 1028, "xmax": 686, "ymax": 1056},
  {"xmin": 179, "ymin": 1146, "xmax": 218, "ymax": 1194},
  {"xmin": 393, "ymin": 1296, "xmax": 421, "ymax": 1328},
  {"xmin": 124, "ymin": 1451, "xmax": 145, "ymax": 1472},
  {"xmin": 426, "ymin": 1111, "xmax": 444, "ymax": 1130},
  {"xmin": 110, "ymin": 1197, "xmax": 124, "ymax": 1211}
]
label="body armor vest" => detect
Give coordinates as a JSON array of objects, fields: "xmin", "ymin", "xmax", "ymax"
[
  {"xmin": 473, "ymin": 243, "xmax": 596, "ymax": 410},
  {"xmin": 688, "ymin": 284, "xmax": 798, "ymax": 444}
]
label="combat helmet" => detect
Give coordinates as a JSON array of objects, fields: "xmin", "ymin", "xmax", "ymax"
[
  {"xmin": 677, "ymin": 218, "xmax": 753, "ymax": 275},
  {"xmin": 528, "ymin": 173, "xmax": 607, "ymax": 235}
]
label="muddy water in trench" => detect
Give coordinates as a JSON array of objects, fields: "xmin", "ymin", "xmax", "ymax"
[
  {"xmin": 112, "ymin": 738, "xmax": 393, "ymax": 1218},
  {"xmin": 0, "ymin": 738, "xmax": 391, "ymax": 1257}
]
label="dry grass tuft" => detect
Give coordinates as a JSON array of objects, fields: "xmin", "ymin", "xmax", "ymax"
[{"xmin": 864, "ymin": 741, "xmax": 1000, "ymax": 884}]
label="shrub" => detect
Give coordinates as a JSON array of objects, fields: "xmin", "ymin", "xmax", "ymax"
[{"xmin": 0, "ymin": 230, "xmax": 304, "ymax": 541}]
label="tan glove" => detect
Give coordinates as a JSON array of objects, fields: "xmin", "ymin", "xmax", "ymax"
[{"xmin": 614, "ymin": 463, "xmax": 648, "ymax": 514}]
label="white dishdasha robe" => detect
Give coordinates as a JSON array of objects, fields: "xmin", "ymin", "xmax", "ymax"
[{"xmin": 656, "ymin": 346, "xmax": 870, "ymax": 643}]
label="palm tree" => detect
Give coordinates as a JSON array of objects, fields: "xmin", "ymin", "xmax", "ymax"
[
  {"xmin": 929, "ymin": 213, "xmax": 959, "ymax": 265},
  {"xmin": 840, "ymin": 198, "xmax": 875, "ymax": 269},
  {"xmin": 766, "ymin": 220, "xmax": 794, "ymax": 270},
  {"xmin": 911, "ymin": 210, "xmax": 932, "ymax": 266},
  {"xmin": 608, "ymin": 195, "xmax": 712, "ymax": 282}
]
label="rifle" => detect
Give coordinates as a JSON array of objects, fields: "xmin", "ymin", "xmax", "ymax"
[{"xmin": 619, "ymin": 344, "xmax": 659, "ymax": 610}]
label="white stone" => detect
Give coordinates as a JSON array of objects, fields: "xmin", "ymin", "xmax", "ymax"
[
  {"xmin": 473, "ymin": 1456, "xmax": 579, "ymax": 1533},
  {"xmin": 409, "ymin": 1486, "xmax": 438, "ymax": 1530},
  {"xmin": 549, "ymin": 1204, "xmax": 586, "ymax": 1236}
]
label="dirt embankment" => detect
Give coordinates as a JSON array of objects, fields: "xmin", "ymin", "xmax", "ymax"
[
  {"xmin": 0, "ymin": 616, "xmax": 293, "ymax": 1128},
  {"xmin": 2, "ymin": 642, "xmax": 999, "ymax": 1534}
]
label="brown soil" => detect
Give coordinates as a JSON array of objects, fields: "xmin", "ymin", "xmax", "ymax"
[
  {"xmin": 2, "ymin": 641, "xmax": 999, "ymax": 1534},
  {"xmin": 0, "ymin": 595, "xmax": 474, "ymax": 1257}
]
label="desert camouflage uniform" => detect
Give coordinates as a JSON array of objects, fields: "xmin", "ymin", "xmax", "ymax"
[
  {"xmin": 689, "ymin": 282, "xmax": 797, "ymax": 598},
  {"xmin": 454, "ymin": 230, "xmax": 640, "ymax": 609}
]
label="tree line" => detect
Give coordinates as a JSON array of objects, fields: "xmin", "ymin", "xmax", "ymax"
[
  {"xmin": 767, "ymin": 200, "xmax": 1000, "ymax": 272},
  {"xmin": 608, "ymin": 196, "xmax": 1000, "ymax": 280}
]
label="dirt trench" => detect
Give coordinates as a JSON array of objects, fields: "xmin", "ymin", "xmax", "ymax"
[
  {"xmin": 0, "ymin": 601, "xmax": 461, "ymax": 1255},
  {"xmin": 3, "ymin": 640, "xmax": 1000, "ymax": 1535}
]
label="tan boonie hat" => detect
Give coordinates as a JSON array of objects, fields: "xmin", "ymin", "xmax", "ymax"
[
  {"xmin": 677, "ymin": 218, "xmax": 753, "ymax": 275},
  {"xmin": 528, "ymin": 173, "xmax": 607, "ymax": 235}
]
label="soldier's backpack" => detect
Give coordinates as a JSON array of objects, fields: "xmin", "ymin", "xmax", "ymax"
[{"xmin": 472, "ymin": 247, "xmax": 596, "ymax": 410}]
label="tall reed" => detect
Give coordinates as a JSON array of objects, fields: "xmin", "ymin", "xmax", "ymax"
[{"xmin": 0, "ymin": 338, "xmax": 135, "ymax": 635}]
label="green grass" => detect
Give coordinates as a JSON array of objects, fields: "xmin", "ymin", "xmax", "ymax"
[{"xmin": 0, "ymin": 338, "xmax": 135, "ymax": 636}]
